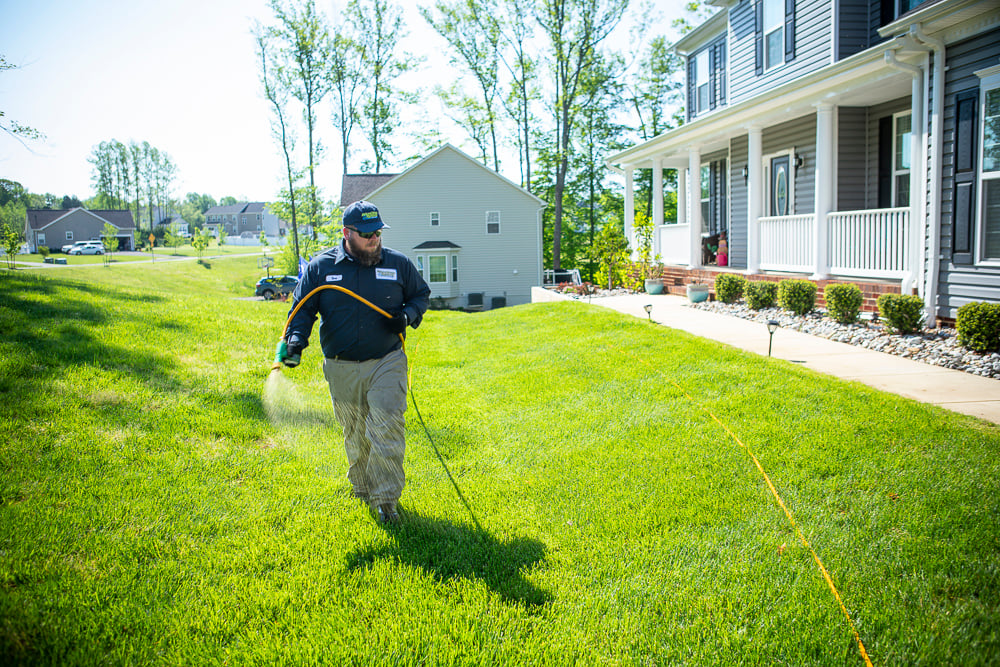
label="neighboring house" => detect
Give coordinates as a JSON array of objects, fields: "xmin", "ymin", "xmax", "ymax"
[
  {"xmin": 341, "ymin": 144, "xmax": 546, "ymax": 310},
  {"xmin": 24, "ymin": 208, "xmax": 136, "ymax": 252},
  {"xmin": 204, "ymin": 202, "xmax": 284, "ymax": 238},
  {"xmin": 606, "ymin": 0, "xmax": 1000, "ymax": 322},
  {"xmin": 150, "ymin": 207, "xmax": 190, "ymax": 236}
]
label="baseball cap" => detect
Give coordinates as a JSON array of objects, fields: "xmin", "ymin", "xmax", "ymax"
[{"xmin": 343, "ymin": 200, "xmax": 390, "ymax": 233}]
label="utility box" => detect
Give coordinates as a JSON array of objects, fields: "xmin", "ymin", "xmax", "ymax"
[
  {"xmin": 467, "ymin": 292, "xmax": 484, "ymax": 310},
  {"xmin": 491, "ymin": 296, "xmax": 506, "ymax": 309}
]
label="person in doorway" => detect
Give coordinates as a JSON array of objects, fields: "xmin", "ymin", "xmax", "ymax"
[{"xmin": 279, "ymin": 200, "xmax": 431, "ymax": 524}]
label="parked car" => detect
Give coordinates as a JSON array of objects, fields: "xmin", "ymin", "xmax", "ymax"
[
  {"xmin": 61, "ymin": 240, "xmax": 91, "ymax": 254},
  {"xmin": 68, "ymin": 242, "xmax": 104, "ymax": 255},
  {"xmin": 255, "ymin": 275, "xmax": 298, "ymax": 300}
]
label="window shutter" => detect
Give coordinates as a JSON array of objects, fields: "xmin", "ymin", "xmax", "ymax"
[
  {"xmin": 878, "ymin": 116, "xmax": 893, "ymax": 208},
  {"xmin": 709, "ymin": 45, "xmax": 717, "ymax": 111},
  {"xmin": 718, "ymin": 40, "xmax": 727, "ymax": 104},
  {"xmin": 784, "ymin": 0, "xmax": 795, "ymax": 61},
  {"xmin": 952, "ymin": 89, "xmax": 979, "ymax": 263},
  {"xmin": 687, "ymin": 57, "xmax": 696, "ymax": 120},
  {"xmin": 755, "ymin": 0, "xmax": 763, "ymax": 75}
]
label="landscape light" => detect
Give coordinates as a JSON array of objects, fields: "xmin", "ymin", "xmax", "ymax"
[
  {"xmin": 644, "ymin": 304, "xmax": 653, "ymax": 321},
  {"xmin": 767, "ymin": 320, "xmax": 779, "ymax": 357}
]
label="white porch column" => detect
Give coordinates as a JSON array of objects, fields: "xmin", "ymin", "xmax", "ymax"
[
  {"xmin": 909, "ymin": 57, "xmax": 927, "ymax": 296},
  {"xmin": 652, "ymin": 158, "xmax": 664, "ymax": 257},
  {"xmin": 624, "ymin": 167, "xmax": 635, "ymax": 249},
  {"xmin": 688, "ymin": 148, "xmax": 702, "ymax": 269},
  {"xmin": 811, "ymin": 103, "xmax": 835, "ymax": 280},
  {"xmin": 678, "ymin": 168, "xmax": 687, "ymax": 227},
  {"xmin": 747, "ymin": 127, "xmax": 762, "ymax": 274}
]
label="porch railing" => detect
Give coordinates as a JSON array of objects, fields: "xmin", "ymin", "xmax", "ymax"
[
  {"xmin": 828, "ymin": 207, "xmax": 909, "ymax": 279},
  {"xmin": 759, "ymin": 214, "xmax": 814, "ymax": 273},
  {"xmin": 656, "ymin": 222, "xmax": 690, "ymax": 266}
]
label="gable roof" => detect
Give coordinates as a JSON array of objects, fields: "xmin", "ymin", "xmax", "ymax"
[
  {"xmin": 347, "ymin": 144, "xmax": 546, "ymax": 207},
  {"xmin": 204, "ymin": 202, "xmax": 268, "ymax": 216},
  {"xmin": 26, "ymin": 208, "xmax": 135, "ymax": 231},
  {"xmin": 340, "ymin": 174, "xmax": 399, "ymax": 206}
]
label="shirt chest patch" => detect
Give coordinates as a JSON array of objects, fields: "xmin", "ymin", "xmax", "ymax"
[
  {"xmin": 375, "ymin": 268, "xmax": 397, "ymax": 281},
  {"xmin": 325, "ymin": 274, "xmax": 343, "ymax": 282}
]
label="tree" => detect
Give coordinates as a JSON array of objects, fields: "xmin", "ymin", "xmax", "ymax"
[
  {"xmin": 267, "ymin": 0, "xmax": 331, "ymax": 240},
  {"xmin": 422, "ymin": 0, "xmax": 502, "ymax": 171},
  {"xmin": 328, "ymin": 27, "xmax": 367, "ymax": 175},
  {"xmin": 1, "ymin": 55, "xmax": 45, "ymax": 148},
  {"xmin": 495, "ymin": 0, "xmax": 539, "ymax": 191},
  {"xmin": 2, "ymin": 223, "xmax": 21, "ymax": 269},
  {"xmin": 192, "ymin": 229, "xmax": 211, "ymax": 259},
  {"xmin": 537, "ymin": 0, "xmax": 629, "ymax": 270},
  {"xmin": 101, "ymin": 222, "xmax": 117, "ymax": 266},
  {"xmin": 349, "ymin": 0, "xmax": 412, "ymax": 173},
  {"xmin": 589, "ymin": 214, "xmax": 630, "ymax": 289},
  {"xmin": 255, "ymin": 26, "xmax": 302, "ymax": 264}
]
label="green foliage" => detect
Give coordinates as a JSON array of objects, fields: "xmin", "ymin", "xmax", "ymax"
[
  {"xmin": 956, "ymin": 301, "xmax": 1000, "ymax": 352},
  {"xmin": 714, "ymin": 273, "xmax": 746, "ymax": 304},
  {"xmin": 745, "ymin": 280, "xmax": 777, "ymax": 310},
  {"xmin": 633, "ymin": 211, "xmax": 661, "ymax": 285},
  {"xmin": 100, "ymin": 222, "xmax": 117, "ymax": 266},
  {"xmin": 2, "ymin": 222, "xmax": 21, "ymax": 269},
  {"xmin": 877, "ymin": 293, "xmax": 925, "ymax": 334},
  {"xmin": 589, "ymin": 221, "xmax": 630, "ymax": 290},
  {"xmin": 191, "ymin": 229, "xmax": 211, "ymax": 258},
  {"xmin": 778, "ymin": 279, "xmax": 817, "ymax": 316},
  {"xmin": 824, "ymin": 283, "xmax": 863, "ymax": 324}
]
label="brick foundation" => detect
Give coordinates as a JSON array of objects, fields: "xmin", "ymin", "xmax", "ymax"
[{"xmin": 643, "ymin": 265, "xmax": 906, "ymax": 313}]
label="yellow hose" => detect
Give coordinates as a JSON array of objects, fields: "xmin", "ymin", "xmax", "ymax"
[{"xmin": 271, "ymin": 284, "xmax": 404, "ymax": 371}]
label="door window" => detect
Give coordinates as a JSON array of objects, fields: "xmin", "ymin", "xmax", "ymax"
[{"xmin": 771, "ymin": 155, "xmax": 790, "ymax": 216}]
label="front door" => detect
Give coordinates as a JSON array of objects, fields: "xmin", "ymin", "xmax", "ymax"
[{"xmin": 770, "ymin": 155, "xmax": 790, "ymax": 216}]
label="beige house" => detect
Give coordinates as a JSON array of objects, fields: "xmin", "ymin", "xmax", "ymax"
[{"xmin": 24, "ymin": 208, "xmax": 136, "ymax": 252}]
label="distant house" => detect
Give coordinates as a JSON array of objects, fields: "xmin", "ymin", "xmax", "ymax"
[
  {"xmin": 606, "ymin": 0, "xmax": 1000, "ymax": 321},
  {"xmin": 149, "ymin": 207, "xmax": 190, "ymax": 236},
  {"xmin": 204, "ymin": 202, "xmax": 284, "ymax": 238},
  {"xmin": 24, "ymin": 208, "xmax": 136, "ymax": 252},
  {"xmin": 341, "ymin": 144, "xmax": 546, "ymax": 310}
]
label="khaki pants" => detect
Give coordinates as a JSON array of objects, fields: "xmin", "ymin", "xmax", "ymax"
[{"xmin": 323, "ymin": 349, "xmax": 408, "ymax": 507}]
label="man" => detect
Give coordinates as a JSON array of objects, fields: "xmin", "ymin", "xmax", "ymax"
[{"xmin": 279, "ymin": 200, "xmax": 430, "ymax": 524}]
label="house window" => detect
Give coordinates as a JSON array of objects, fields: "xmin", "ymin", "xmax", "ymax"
[
  {"xmin": 66, "ymin": 231, "xmax": 74, "ymax": 241},
  {"xmin": 428, "ymin": 255, "xmax": 448, "ymax": 283},
  {"xmin": 486, "ymin": 211, "xmax": 500, "ymax": 234},
  {"xmin": 37, "ymin": 233, "xmax": 46, "ymax": 246},
  {"xmin": 763, "ymin": 0, "xmax": 784, "ymax": 70},
  {"xmin": 700, "ymin": 165, "xmax": 711, "ymax": 231},
  {"xmin": 451, "ymin": 255, "xmax": 459, "ymax": 282},
  {"xmin": 431, "ymin": 212, "xmax": 440, "ymax": 227},
  {"xmin": 416, "ymin": 256, "xmax": 425, "ymax": 280},
  {"xmin": 696, "ymin": 50, "xmax": 710, "ymax": 114},
  {"xmin": 893, "ymin": 112, "xmax": 912, "ymax": 207},
  {"xmin": 980, "ymin": 73, "xmax": 1000, "ymax": 261}
]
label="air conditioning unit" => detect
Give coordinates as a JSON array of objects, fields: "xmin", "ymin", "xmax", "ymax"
[
  {"xmin": 467, "ymin": 292, "xmax": 484, "ymax": 310},
  {"xmin": 491, "ymin": 296, "xmax": 506, "ymax": 309}
]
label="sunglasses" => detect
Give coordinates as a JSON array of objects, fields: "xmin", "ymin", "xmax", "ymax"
[{"xmin": 348, "ymin": 227, "xmax": 381, "ymax": 239}]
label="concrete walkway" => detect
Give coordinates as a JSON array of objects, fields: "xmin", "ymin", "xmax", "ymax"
[{"xmin": 532, "ymin": 288, "xmax": 1000, "ymax": 425}]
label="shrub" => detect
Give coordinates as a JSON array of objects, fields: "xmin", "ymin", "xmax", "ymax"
[
  {"xmin": 778, "ymin": 279, "xmax": 817, "ymax": 316},
  {"xmin": 824, "ymin": 283, "xmax": 863, "ymax": 324},
  {"xmin": 956, "ymin": 301, "xmax": 1000, "ymax": 352},
  {"xmin": 715, "ymin": 274, "xmax": 746, "ymax": 304},
  {"xmin": 877, "ymin": 293, "xmax": 924, "ymax": 335},
  {"xmin": 745, "ymin": 280, "xmax": 778, "ymax": 310}
]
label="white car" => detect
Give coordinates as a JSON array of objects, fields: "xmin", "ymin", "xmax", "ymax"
[
  {"xmin": 62, "ymin": 240, "xmax": 90, "ymax": 254},
  {"xmin": 69, "ymin": 242, "xmax": 104, "ymax": 255}
]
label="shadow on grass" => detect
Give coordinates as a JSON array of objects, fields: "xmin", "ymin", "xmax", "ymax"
[{"xmin": 345, "ymin": 510, "xmax": 552, "ymax": 607}]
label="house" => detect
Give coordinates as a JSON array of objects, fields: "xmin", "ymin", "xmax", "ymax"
[
  {"xmin": 204, "ymin": 202, "xmax": 285, "ymax": 238},
  {"xmin": 341, "ymin": 144, "xmax": 546, "ymax": 310},
  {"xmin": 606, "ymin": 0, "xmax": 1000, "ymax": 322},
  {"xmin": 150, "ymin": 207, "xmax": 190, "ymax": 236},
  {"xmin": 24, "ymin": 208, "xmax": 136, "ymax": 252}
]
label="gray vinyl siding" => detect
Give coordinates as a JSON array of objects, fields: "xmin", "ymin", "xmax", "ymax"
[
  {"xmin": 367, "ymin": 147, "xmax": 543, "ymax": 309},
  {"xmin": 837, "ymin": 0, "xmax": 871, "ymax": 60},
  {"xmin": 937, "ymin": 27, "xmax": 1000, "ymax": 318},
  {"xmin": 730, "ymin": 135, "xmax": 750, "ymax": 268},
  {"xmin": 729, "ymin": 0, "xmax": 834, "ymax": 106},
  {"xmin": 764, "ymin": 113, "xmax": 817, "ymax": 214},
  {"xmin": 838, "ymin": 107, "xmax": 868, "ymax": 211},
  {"xmin": 865, "ymin": 97, "xmax": 910, "ymax": 209},
  {"xmin": 41, "ymin": 211, "xmax": 105, "ymax": 250}
]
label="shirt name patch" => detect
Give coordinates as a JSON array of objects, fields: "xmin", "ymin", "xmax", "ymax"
[
  {"xmin": 325, "ymin": 274, "xmax": 343, "ymax": 282},
  {"xmin": 375, "ymin": 268, "xmax": 397, "ymax": 281}
]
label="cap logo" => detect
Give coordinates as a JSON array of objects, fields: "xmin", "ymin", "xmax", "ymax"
[{"xmin": 361, "ymin": 211, "xmax": 379, "ymax": 220}]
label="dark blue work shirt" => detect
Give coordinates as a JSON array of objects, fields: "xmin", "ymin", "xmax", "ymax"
[{"xmin": 285, "ymin": 242, "xmax": 431, "ymax": 361}]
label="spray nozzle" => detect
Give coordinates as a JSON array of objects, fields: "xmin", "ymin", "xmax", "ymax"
[{"xmin": 274, "ymin": 339, "xmax": 300, "ymax": 368}]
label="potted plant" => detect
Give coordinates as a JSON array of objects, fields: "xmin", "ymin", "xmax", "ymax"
[
  {"xmin": 634, "ymin": 212, "xmax": 663, "ymax": 294},
  {"xmin": 686, "ymin": 282, "xmax": 710, "ymax": 303}
]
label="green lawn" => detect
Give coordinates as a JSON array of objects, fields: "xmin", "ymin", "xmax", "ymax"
[{"xmin": 1, "ymin": 259, "xmax": 998, "ymax": 665}]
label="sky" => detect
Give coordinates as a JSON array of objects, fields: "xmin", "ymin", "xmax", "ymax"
[{"xmin": 0, "ymin": 0, "xmax": 690, "ymax": 205}]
